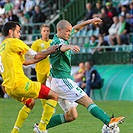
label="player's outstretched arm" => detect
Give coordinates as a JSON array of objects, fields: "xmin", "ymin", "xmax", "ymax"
[
  {"xmin": 73, "ymin": 17, "xmax": 102, "ymax": 32},
  {"xmin": 59, "ymin": 44, "xmax": 80, "ymax": 53},
  {"xmin": 35, "ymin": 45, "xmax": 58, "ymax": 59},
  {"xmin": 23, "ymin": 45, "xmax": 58, "ymax": 65}
]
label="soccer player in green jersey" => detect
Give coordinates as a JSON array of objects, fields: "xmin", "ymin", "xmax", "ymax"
[
  {"xmin": 0, "ymin": 21, "xmax": 59, "ymax": 133},
  {"xmin": 34, "ymin": 18, "xmax": 124, "ymax": 132}
]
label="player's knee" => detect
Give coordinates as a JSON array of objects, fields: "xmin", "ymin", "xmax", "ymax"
[
  {"xmin": 72, "ymin": 110, "xmax": 78, "ymax": 120},
  {"xmin": 25, "ymin": 99, "xmax": 35, "ymax": 109},
  {"xmin": 66, "ymin": 115, "xmax": 78, "ymax": 122},
  {"xmin": 71, "ymin": 113, "xmax": 78, "ymax": 121},
  {"xmin": 65, "ymin": 112, "xmax": 78, "ymax": 122}
]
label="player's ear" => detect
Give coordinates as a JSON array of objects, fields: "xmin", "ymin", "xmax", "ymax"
[
  {"xmin": 58, "ymin": 27, "xmax": 62, "ymax": 32},
  {"xmin": 9, "ymin": 29, "xmax": 13, "ymax": 35}
]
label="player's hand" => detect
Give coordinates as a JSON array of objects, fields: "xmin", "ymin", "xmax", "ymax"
[
  {"xmin": 47, "ymin": 45, "xmax": 58, "ymax": 54},
  {"xmin": 70, "ymin": 45, "xmax": 80, "ymax": 53},
  {"xmin": 91, "ymin": 17, "xmax": 102, "ymax": 25}
]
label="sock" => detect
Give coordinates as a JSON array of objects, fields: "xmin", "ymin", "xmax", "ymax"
[
  {"xmin": 46, "ymin": 114, "xmax": 66, "ymax": 129},
  {"xmin": 41, "ymin": 99, "xmax": 47, "ymax": 110},
  {"xmin": 39, "ymin": 99, "xmax": 57, "ymax": 131},
  {"xmin": 87, "ymin": 104, "xmax": 110, "ymax": 124},
  {"xmin": 11, "ymin": 105, "xmax": 31, "ymax": 133}
]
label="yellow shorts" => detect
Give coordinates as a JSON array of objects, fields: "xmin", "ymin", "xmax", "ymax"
[
  {"xmin": 5, "ymin": 80, "xmax": 41, "ymax": 104},
  {"xmin": 37, "ymin": 72, "xmax": 49, "ymax": 84}
]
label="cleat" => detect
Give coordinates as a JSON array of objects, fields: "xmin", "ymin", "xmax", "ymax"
[
  {"xmin": 108, "ymin": 116, "xmax": 125, "ymax": 128},
  {"xmin": 33, "ymin": 123, "xmax": 48, "ymax": 133},
  {"xmin": 33, "ymin": 123, "xmax": 39, "ymax": 129},
  {"xmin": 110, "ymin": 114, "xmax": 114, "ymax": 118}
]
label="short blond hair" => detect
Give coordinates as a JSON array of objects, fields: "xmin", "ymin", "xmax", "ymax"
[
  {"xmin": 40, "ymin": 24, "xmax": 50, "ymax": 30},
  {"xmin": 56, "ymin": 20, "xmax": 71, "ymax": 29}
]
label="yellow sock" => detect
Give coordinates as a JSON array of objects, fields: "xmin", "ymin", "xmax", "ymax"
[
  {"xmin": 11, "ymin": 105, "xmax": 31, "ymax": 133},
  {"xmin": 11, "ymin": 127, "xmax": 19, "ymax": 133},
  {"xmin": 41, "ymin": 99, "xmax": 47, "ymax": 110},
  {"xmin": 39, "ymin": 99, "xmax": 57, "ymax": 131}
]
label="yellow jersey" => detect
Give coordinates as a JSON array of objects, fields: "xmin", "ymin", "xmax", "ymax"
[
  {"xmin": 0, "ymin": 38, "xmax": 31, "ymax": 89},
  {"xmin": 31, "ymin": 38, "xmax": 52, "ymax": 74}
]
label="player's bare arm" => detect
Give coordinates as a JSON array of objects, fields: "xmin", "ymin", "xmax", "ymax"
[
  {"xmin": 73, "ymin": 17, "xmax": 102, "ymax": 32},
  {"xmin": 23, "ymin": 58, "xmax": 42, "ymax": 65},
  {"xmin": 35, "ymin": 45, "xmax": 58, "ymax": 59},
  {"xmin": 59, "ymin": 44, "xmax": 80, "ymax": 53},
  {"xmin": 23, "ymin": 45, "xmax": 58, "ymax": 65}
]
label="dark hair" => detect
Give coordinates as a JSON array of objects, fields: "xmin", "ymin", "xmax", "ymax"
[{"xmin": 2, "ymin": 21, "xmax": 20, "ymax": 37}]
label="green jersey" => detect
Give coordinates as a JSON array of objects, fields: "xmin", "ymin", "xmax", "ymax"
[{"xmin": 50, "ymin": 29, "xmax": 75, "ymax": 80}]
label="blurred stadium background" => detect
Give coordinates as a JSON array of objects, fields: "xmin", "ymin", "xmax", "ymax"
[{"xmin": 0, "ymin": 0, "xmax": 132, "ymax": 101}]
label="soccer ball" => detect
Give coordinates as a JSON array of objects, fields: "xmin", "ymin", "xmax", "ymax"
[{"xmin": 102, "ymin": 124, "xmax": 120, "ymax": 133}]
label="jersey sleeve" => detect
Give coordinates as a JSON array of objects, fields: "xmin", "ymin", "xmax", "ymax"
[
  {"xmin": 70, "ymin": 28, "xmax": 77, "ymax": 37},
  {"xmin": 11, "ymin": 39, "xmax": 30, "ymax": 55},
  {"xmin": 26, "ymin": 48, "xmax": 37, "ymax": 56}
]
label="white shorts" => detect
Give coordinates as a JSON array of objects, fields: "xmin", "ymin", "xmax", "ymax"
[{"xmin": 51, "ymin": 78, "xmax": 86, "ymax": 112}]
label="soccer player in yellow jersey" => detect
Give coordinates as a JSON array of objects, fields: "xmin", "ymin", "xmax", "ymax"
[
  {"xmin": 0, "ymin": 21, "xmax": 59, "ymax": 133},
  {"xmin": 31, "ymin": 24, "xmax": 52, "ymax": 132},
  {"xmin": 31, "ymin": 24, "xmax": 51, "ymax": 84}
]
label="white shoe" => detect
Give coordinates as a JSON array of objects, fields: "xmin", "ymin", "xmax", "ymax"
[
  {"xmin": 33, "ymin": 123, "xmax": 48, "ymax": 133},
  {"xmin": 4, "ymin": 93, "xmax": 10, "ymax": 98}
]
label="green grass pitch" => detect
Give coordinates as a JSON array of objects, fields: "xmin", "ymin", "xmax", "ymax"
[{"xmin": 0, "ymin": 98, "xmax": 132, "ymax": 133}]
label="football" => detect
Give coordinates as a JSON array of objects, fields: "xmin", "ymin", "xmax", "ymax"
[{"xmin": 102, "ymin": 124, "xmax": 120, "ymax": 133}]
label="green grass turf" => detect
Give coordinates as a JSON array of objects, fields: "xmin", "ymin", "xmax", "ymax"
[{"xmin": 0, "ymin": 98, "xmax": 132, "ymax": 133}]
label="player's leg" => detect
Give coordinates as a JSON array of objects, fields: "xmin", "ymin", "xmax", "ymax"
[
  {"xmin": 36, "ymin": 84, "xmax": 58, "ymax": 132},
  {"xmin": 46, "ymin": 99, "xmax": 78, "ymax": 129},
  {"xmin": 37, "ymin": 74, "xmax": 49, "ymax": 125},
  {"xmin": 45, "ymin": 114, "xmax": 66, "ymax": 129},
  {"xmin": 64, "ymin": 106, "xmax": 78, "ymax": 122},
  {"xmin": 76, "ymin": 94, "xmax": 124, "ymax": 127},
  {"xmin": 40, "ymin": 76, "xmax": 51, "ymax": 112},
  {"xmin": 11, "ymin": 98, "xmax": 35, "ymax": 133},
  {"xmin": 48, "ymin": 77, "xmax": 81, "ymax": 129},
  {"xmin": 36, "ymin": 72, "xmax": 48, "ymax": 107},
  {"xmin": 45, "ymin": 78, "xmax": 82, "ymax": 130}
]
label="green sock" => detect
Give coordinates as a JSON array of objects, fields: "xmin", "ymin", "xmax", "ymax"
[
  {"xmin": 87, "ymin": 104, "xmax": 110, "ymax": 124},
  {"xmin": 46, "ymin": 114, "xmax": 66, "ymax": 129}
]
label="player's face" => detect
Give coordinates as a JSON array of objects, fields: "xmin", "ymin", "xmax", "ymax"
[
  {"xmin": 79, "ymin": 62, "xmax": 84, "ymax": 69},
  {"xmin": 59, "ymin": 25, "xmax": 72, "ymax": 40},
  {"xmin": 12, "ymin": 25, "xmax": 21, "ymax": 39},
  {"xmin": 41, "ymin": 27, "xmax": 50, "ymax": 39}
]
